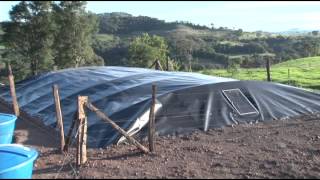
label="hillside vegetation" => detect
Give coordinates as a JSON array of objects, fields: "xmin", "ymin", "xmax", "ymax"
[
  {"xmin": 93, "ymin": 12, "xmax": 320, "ymax": 70},
  {"xmin": 200, "ymin": 56, "xmax": 320, "ymax": 90},
  {"xmin": 1, "ymin": 5, "xmax": 320, "ymax": 82}
]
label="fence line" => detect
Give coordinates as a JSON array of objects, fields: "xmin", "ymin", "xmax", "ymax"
[{"xmin": 3, "ymin": 65, "xmax": 319, "ymax": 178}]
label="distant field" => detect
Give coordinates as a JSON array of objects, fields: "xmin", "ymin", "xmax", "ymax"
[
  {"xmin": 199, "ymin": 56, "xmax": 320, "ymax": 90},
  {"xmin": 95, "ymin": 34, "xmax": 115, "ymax": 41}
]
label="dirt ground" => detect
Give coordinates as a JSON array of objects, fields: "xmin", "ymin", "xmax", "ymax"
[{"xmin": 1, "ymin": 102, "xmax": 320, "ymax": 179}]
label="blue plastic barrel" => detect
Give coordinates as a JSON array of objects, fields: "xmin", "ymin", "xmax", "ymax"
[
  {"xmin": 0, "ymin": 113, "xmax": 17, "ymax": 144},
  {"xmin": 0, "ymin": 144, "xmax": 38, "ymax": 179}
]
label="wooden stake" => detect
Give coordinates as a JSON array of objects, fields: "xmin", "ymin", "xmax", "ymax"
[
  {"xmin": 266, "ymin": 58, "xmax": 271, "ymax": 82},
  {"xmin": 64, "ymin": 112, "xmax": 78, "ymax": 152},
  {"xmin": 76, "ymin": 119, "xmax": 83, "ymax": 166},
  {"xmin": 77, "ymin": 96, "xmax": 88, "ymax": 166},
  {"xmin": 148, "ymin": 84, "xmax": 156, "ymax": 152},
  {"xmin": 52, "ymin": 84, "xmax": 65, "ymax": 153},
  {"xmin": 155, "ymin": 60, "xmax": 163, "ymax": 71},
  {"xmin": 85, "ymin": 101, "xmax": 149, "ymax": 154},
  {"xmin": 8, "ymin": 64, "xmax": 20, "ymax": 117}
]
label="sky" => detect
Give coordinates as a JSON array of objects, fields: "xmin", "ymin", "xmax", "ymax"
[{"xmin": 1, "ymin": 1, "xmax": 320, "ymax": 32}]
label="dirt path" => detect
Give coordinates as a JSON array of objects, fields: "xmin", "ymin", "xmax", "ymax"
[{"xmin": 1, "ymin": 102, "xmax": 320, "ymax": 178}]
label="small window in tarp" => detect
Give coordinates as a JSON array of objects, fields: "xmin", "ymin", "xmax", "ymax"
[{"xmin": 222, "ymin": 88, "xmax": 259, "ymax": 115}]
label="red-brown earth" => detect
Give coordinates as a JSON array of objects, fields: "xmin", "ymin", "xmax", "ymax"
[{"xmin": 1, "ymin": 102, "xmax": 320, "ymax": 179}]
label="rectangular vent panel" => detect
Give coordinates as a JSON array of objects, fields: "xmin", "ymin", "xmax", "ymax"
[{"xmin": 222, "ymin": 88, "xmax": 259, "ymax": 115}]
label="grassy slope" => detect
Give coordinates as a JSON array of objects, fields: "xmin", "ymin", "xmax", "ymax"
[{"xmin": 199, "ymin": 56, "xmax": 320, "ymax": 90}]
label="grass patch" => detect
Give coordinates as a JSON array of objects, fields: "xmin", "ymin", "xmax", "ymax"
[
  {"xmin": 199, "ymin": 56, "xmax": 320, "ymax": 90},
  {"xmin": 95, "ymin": 34, "xmax": 115, "ymax": 42}
]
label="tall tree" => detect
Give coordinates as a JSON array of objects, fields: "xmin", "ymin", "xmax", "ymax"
[
  {"xmin": 169, "ymin": 33, "xmax": 196, "ymax": 71},
  {"xmin": 2, "ymin": 1, "xmax": 55, "ymax": 76},
  {"xmin": 52, "ymin": 1, "xmax": 101, "ymax": 69},
  {"xmin": 128, "ymin": 33, "xmax": 169, "ymax": 68}
]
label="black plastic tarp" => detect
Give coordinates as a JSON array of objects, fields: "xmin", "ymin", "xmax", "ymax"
[{"xmin": 1, "ymin": 66, "xmax": 320, "ymax": 147}]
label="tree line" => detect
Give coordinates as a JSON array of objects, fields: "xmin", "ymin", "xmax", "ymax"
[
  {"xmin": 1, "ymin": 1, "xmax": 103, "ymax": 80},
  {"xmin": 93, "ymin": 12, "xmax": 320, "ymax": 71},
  {"xmin": 1, "ymin": 1, "xmax": 320, "ymax": 81}
]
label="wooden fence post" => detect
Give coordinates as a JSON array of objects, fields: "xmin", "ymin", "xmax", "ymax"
[
  {"xmin": 52, "ymin": 84, "xmax": 65, "ymax": 153},
  {"xmin": 85, "ymin": 101, "xmax": 149, "ymax": 154},
  {"xmin": 266, "ymin": 57, "xmax": 271, "ymax": 82},
  {"xmin": 155, "ymin": 60, "xmax": 163, "ymax": 71},
  {"xmin": 8, "ymin": 64, "xmax": 20, "ymax": 117},
  {"xmin": 148, "ymin": 84, "xmax": 156, "ymax": 152},
  {"xmin": 77, "ymin": 96, "xmax": 88, "ymax": 166},
  {"xmin": 155, "ymin": 61, "xmax": 159, "ymax": 70}
]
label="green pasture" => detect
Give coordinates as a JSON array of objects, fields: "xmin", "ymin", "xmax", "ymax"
[{"xmin": 199, "ymin": 56, "xmax": 320, "ymax": 90}]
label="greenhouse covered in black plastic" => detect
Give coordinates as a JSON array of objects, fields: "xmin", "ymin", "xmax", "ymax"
[{"xmin": 1, "ymin": 66, "xmax": 320, "ymax": 148}]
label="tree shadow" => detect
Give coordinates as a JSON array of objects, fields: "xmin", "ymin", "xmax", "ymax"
[
  {"xmin": 0, "ymin": 101, "xmax": 59, "ymax": 148},
  {"xmin": 33, "ymin": 161, "xmax": 79, "ymax": 178},
  {"xmin": 13, "ymin": 117, "xmax": 60, "ymax": 148}
]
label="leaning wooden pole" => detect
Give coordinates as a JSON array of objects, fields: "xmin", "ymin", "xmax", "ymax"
[
  {"xmin": 77, "ymin": 96, "xmax": 88, "ymax": 166},
  {"xmin": 64, "ymin": 112, "xmax": 78, "ymax": 152},
  {"xmin": 85, "ymin": 101, "xmax": 149, "ymax": 154},
  {"xmin": 52, "ymin": 84, "xmax": 65, "ymax": 153},
  {"xmin": 148, "ymin": 84, "xmax": 156, "ymax": 152},
  {"xmin": 8, "ymin": 64, "xmax": 20, "ymax": 117},
  {"xmin": 149, "ymin": 60, "xmax": 157, "ymax": 69}
]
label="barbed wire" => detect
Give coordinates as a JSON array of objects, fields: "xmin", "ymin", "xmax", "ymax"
[
  {"xmin": 81, "ymin": 111, "xmax": 208, "ymax": 124},
  {"xmin": 54, "ymin": 121, "xmax": 88, "ymax": 179}
]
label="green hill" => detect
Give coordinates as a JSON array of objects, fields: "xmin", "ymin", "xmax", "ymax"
[
  {"xmin": 274, "ymin": 56, "xmax": 320, "ymax": 68},
  {"xmin": 199, "ymin": 56, "xmax": 320, "ymax": 90},
  {"xmin": 93, "ymin": 13, "xmax": 320, "ymax": 70},
  {"xmin": 1, "ymin": 12, "xmax": 320, "ymax": 73}
]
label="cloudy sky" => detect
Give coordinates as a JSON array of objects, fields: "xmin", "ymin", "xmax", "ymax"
[{"xmin": 1, "ymin": 1, "xmax": 320, "ymax": 32}]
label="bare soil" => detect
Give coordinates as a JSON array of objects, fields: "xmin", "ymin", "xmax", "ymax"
[{"xmin": 1, "ymin": 102, "xmax": 320, "ymax": 179}]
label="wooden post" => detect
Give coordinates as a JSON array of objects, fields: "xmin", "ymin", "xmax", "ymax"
[
  {"xmin": 266, "ymin": 57, "xmax": 271, "ymax": 82},
  {"xmin": 52, "ymin": 84, "xmax": 65, "ymax": 153},
  {"xmin": 155, "ymin": 60, "xmax": 163, "ymax": 71},
  {"xmin": 188, "ymin": 49, "xmax": 192, "ymax": 72},
  {"xmin": 64, "ymin": 112, "xmax": 78, "ymax": 152},
  {"xmin": 166, "ymin": 58, "xmax": 169, "ymax": 71},
  {"xmin": 77, "ymin": 96, "xmax": 88, "ymax": 166},
  {"xmin": 155, "ymin": 60, "xmax": 160, "ymax": 70},
  {"xmin": 8, "ymin": 64, "xmax": 20, "ymax": 117},
  {"xmin": 76, "ymin": 110, "xmax": 83, "ymax": 166},
  {"xmin": 148, "ymin": 84, "xmax": 156, "ymax": 152},
  {"xmin": 85, "ymin": 101, "xmax": 149, "ymax": 154}
]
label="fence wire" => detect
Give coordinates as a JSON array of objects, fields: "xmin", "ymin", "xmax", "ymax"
[{"xmin": 2, "ymin": 73, "xmax": 319, "ymax": 179}]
